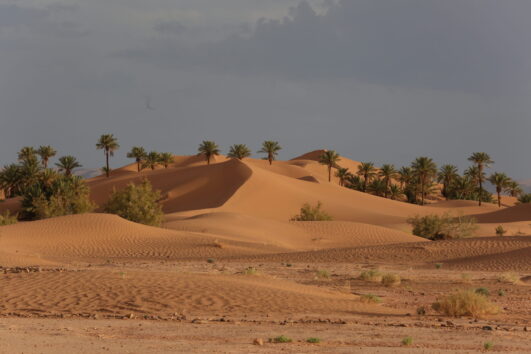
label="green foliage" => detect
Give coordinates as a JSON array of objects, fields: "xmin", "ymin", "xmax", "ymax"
[
  {"xmin": 22, "ymin": 175, "xmax": 94, "ymax": 220},
  {"xmin": 416, "ymin": 306, "xmax": 426, "ymax": 315},
  {"xmin": 127, "ymin": 146, "xmax": 147, "ymax": 172},
  {"xmin": 475, "ymin": 287, "xmax": 490, "ymax": 297},
  {"xmin": 159, "ymin": 152, "xmax": 175, "ymax": 168},
  {"xmin": 207, "ymin": 258, "xmax": 215, "ymax": 263},
  {"xmin": 360, "ymin": 294, "xmax": 382, "ymax": 304},
  {"xmin": 104, "ymin": 179, "xmax": 164, "ymax": 226},
  {"xmin": 435, "ymin": 263, "xmax": 443, "ymax": 269},
  {"xmin": 291, "ymin": 201, "xmax": 332, "ymax": 221},
  {"xmin": 517, "ymin": 193, "xmax": 531, "ymax": 204},
  {"xmin": 431, "ymin": 290, "xmax": 499, "ymax": 317},
  {"xmin": 227, "ymin": 144, "xmax": 251, "ymax": 160},
  {"xmin": 484, "ymin": 342, "xmax": 494, "ymax": 350},
  {"xmin": 55, "ymin": 155, "xmax": 82, "ymax": 176},
  {"xmin": 258, "ymin": 141, "xmax": 281, "ymax": 165},
  {"xmin": 408, "ymin": 213, "xmax": 477, "ymax": 240},
  {"xmin": 497, "ymin": 289, "xmax": 505, "ymax": 297},
  {"xmin": 143, "ymin": 151, "xmax": 162, "ymax": 170},
  {"xmin": 0, "ymin": 211, "xmax": 17, "ymax": 226},
  {"xmin": 401, "ymin": 336, "xmax": 413, "ymax": 346},
  {"xmin": 198, "ymin": 141, "xmax": 220, "ymax": 165},
  {"xmin": 306, "ymin": 337, "xmax": 321, "ymax": 343},
  {"xmin": 319, "ymin": 150, "xmax": 341, "ymax": 182},
  {"xmin": 497, "ymin": 272, "xmax": 520, "ymax": 284},
  {"xmin": 495, "ymin": 225, "xmax": 506, "ymax": 237},
  {"xmin": 270, "ymin": 335, "xmax": 292, "ymax": 343}
]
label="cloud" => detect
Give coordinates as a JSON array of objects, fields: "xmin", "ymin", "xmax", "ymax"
[{"xmin": 153, "ymin": 21, "xmax": 186, "ymax": 35}]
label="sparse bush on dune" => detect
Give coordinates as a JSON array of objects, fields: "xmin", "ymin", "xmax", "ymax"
[
  {"xmin": 432, "ymin": 290, "xmax": 499, "ymax": 318},
  {"xmin": 359, "ymin": 269, "xmax": 383, "ymax": 282},
  {"xmin": 270, "ymin": 335, "xmax": 292, "ymax": 343},
  {"xmin": 0, "ymin": 211, "xmax": 17, "ymax": 226},
  {"xmin": 381, "ymin": 273, "xmax": 401, "ymax": 287},
  {"xmin": 495, "ymin": 225, "xmax": 507, "ymax": 237},
  {"xmin": 316, "ymin": 270, "xmax": 330, "ymax": 279},
  {"xmin": 497, "ymin": 272, "xmax": 520, "ymax": 284},
  {"xmin": 104, "ymin": 179, "xmax": 164, "ymax": 226},
  {"xmin": 360, "ymin": 294, "xmax": 382, "ymax": 304},
  {"xmin": 407, "ymin": 212, "xmax": 477, "ymax": 240},
  {"xmin": 291, "ymin": 201, "xmax": 332, "ymax": 221}
]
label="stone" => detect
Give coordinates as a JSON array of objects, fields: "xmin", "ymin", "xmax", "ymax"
[{"xmin": 253, "ymin": 338, "xmax": 264, "ymax": 346}]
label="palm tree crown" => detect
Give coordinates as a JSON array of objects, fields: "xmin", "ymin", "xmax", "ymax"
[
  {"xmin": 437, "ymin": 164, "xmax": 459, "ymax": 200},
  {"xmin": 411, "ymin": 156, "xmax": 437, "ymax": 205},
  {"xmin": 159, "ymin": 152, "xmax": 175, "ymax": 168},
  {"xmin": 37, "ymin": 145, "xmax": 57, "ymax": 169},
  {"xmin": 258, "ymin": 141, "xmax": 282, "ymax": 165},
  {"xmin": 55, "ymin": 155, "xmax": 82, "ymax": 176},
  {"xmin": 468, "ymin": 152, "xmax": 493, "ymax": 206},
  {"xmin": 143, "ymin": 151, "xmax": 162, "ymax": 170},
  {"xmin": 335, "ymin": 167, "xmax": 351, "ymax": 187},
  {"xmin": 18, "ymin": 146, "xmax": 37, "ymax": 163},
  {"xmin": 319, "ymin": 150, "xmax": 341, "ymax": 182},
  {"xmin": 379, "ymin": 164, "xmax": 397, "ymax": 198},
  {"xmin": 228, "ymin": 144, "xmax": 251, "ymax": 160},
  {"xmin": 198, "ymin": 141, "xmax": 220, "ymax": 165},
  {"xmin": 357, "ymin": 162, "xmax": 376, "ymax": 192},
  {"xmin": 488, "ymin": 172, "xmax": 510, "ymax": 208},
  {"xmin": 96, "ymin": 134, "xmax": 119, "ymax": 177},
  {"xmin": 127, "ymin": 146, "xmax": 147, "ymax": 172}
]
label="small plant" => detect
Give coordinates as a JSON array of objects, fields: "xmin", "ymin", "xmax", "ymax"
[
  {"xmin": 0, "ymin": 211, "xmax": 17, "ymax": 226},
  {"xmin": 360, "ymin": 294, "xmax": 382, "ymax": 304},
  {"xmin": 244, "ymin": 267, "xmax": 258, "ymax": 275},
  {"xmin": 432, "ymin": 290, "xmax": 499, "ymax": 318},
  {"xmin": 416, "ymin": 306, "xmax": 426, "ymax": 315},
  {"xmin": 461, "ymin": 273, "xmax": 472, "ymax": 283},
  {"xmin": 475, "ymin": 287, "xmax": 490, "ymax": 297},
  {"xmin": 381, "ymin": 273, "xmax": 401, "ymax": 287},
  {"xmin": 291, "ymin": 201, "xmax": 332, "ymax": 221},
  {"xmin": 286, "ymin": 263, "xmax": 293, "ymax": 267},
  {"xmin": 495, "ymin": 225, "xmax": 506, "ymax": 237},
  {"xmin": 407, "ymin": 212, "xmax": 477, "ymax": 240},
  {"xmin": 497, "ymin": 289, "xmax": 505, "ymax": 297},
  {"xmin": 359, "ymin": 269, "xmax": 383, "ymax": 282},
  {"xmin": 401, "ymin": 336, "xmax": 413, "ymax": 346},
  {"xmin": 207, "ymin": 258, "xmax": 215, "ymax": 263},
  {"xmin": 212, "ymin": 240, "xmax": 224, "ymax": 248},
  {"xmin": 497, "ymin": 272, "xmax": 520, "ymax": 284},
  {"xmin": 435, "ymin": 263, "xmax": 443, "ymax": 269},
  {"xmin": 306, "ymin": 337, "xmax": 320, "ymax": 344},
  {"xmin": 316, "ymin": 270, "xmax": 330, "ymax": 279},
  {"xmin": 484, "ymin": 341, "xmax": 494, "ymax": 350},
  {"xmin": 270, "ymin": 335, "xmax": 292, "ymax": 343}
]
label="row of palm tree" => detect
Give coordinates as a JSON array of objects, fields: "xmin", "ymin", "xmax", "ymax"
[
  {"xmin": 126, "ymin": 147, "xmax": 175, "ymax": 171},
  {"xmin": 196, "ymin": 140, "xmax": 282, "ymax": 165}
]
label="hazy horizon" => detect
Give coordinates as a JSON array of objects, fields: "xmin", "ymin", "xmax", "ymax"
[{"xmin": 1, "ymin": 0, "xmax": 530, "ymax": 179}]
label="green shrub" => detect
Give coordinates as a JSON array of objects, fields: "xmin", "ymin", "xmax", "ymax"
[
  {"xmin": 407, "ymin": 212, "xmax": 477, "ymax": 240},
  {"xmin": 104, "ymin": 179, "xmax": 163, "ymax": 226},
  {"xmin": 306, "ymin": 337, "xmax": 320, "ymax": 344},
  {"xmin": 484, "ymin": 342, "xmax": 494, "ymax": 350},
  {"xmin": 517, "ymin": 193, "xmax": 531, "ymax": 204},
  {"xmin": 360, "ymin": 294, "xmax": 382, "ymax": 304},
  {"xmin": 435, "ymin": 263, "xmax": 443, "ymax": 269},
  {"xmin": 495, "ymin": 225, "xmax": 506, "ymax": 237},
  {"xmin": 381, "ymin": 273, "xmax": 401, "ymax": 287},
  {"xmin": 270, "ymin": 335, "xmax": 292, "ymax": 343},
  {"xmin": 359, "ymin": 269, "xmax": 383, "ymax": 282},
  {"xmin": 475, "ymin": 287, "xmax": 490, "ymax": 297},
  {"xmin": 291, "ymin": 201, "xmax": 332, "ymax": 221},
  {"xmin": 432, "ymin": 290, "xmax": 499, "ymax": 318},
  {"xmin": 207, "ymin": 258, "xmax": 215, "ymax": 263},
  {"xmin": 497, "ymin": 289, "xmax": 505, "ymax": 297},
  {"xmin": 0, "ymin": 211, "xmax": 17, "ymax": 226},
  {"xmin": 416, "ymin": 306, "xmax": 426, "ymax": 315},
  {"xmin": 401, "ymin": 336, "xmax": 413, "ymax": 346}
]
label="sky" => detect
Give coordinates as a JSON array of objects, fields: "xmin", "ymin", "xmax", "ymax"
[{"xmin": 1, "ymin": 0, "xmax": 531, "ymax": 179}]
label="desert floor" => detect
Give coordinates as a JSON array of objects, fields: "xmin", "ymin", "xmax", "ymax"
[{"xmin": 0, "ymin": 151, "xmax": 530, "ymax": 353}]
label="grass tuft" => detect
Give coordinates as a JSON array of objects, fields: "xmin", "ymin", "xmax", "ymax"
[
  {"xmin": 306, "ymin": 337, "xmax": 321, "ymax": 344},
  {"xmin": 360, "ymin": 294, "xmax": 382, "ymax": 304},
  {"xmin": 484, "ymin": 342, "xmax": 494, "ymax": 350},
  {"xmin": 243, "ymin": 267, "xmax": 258, "ymax": 275},
  {"xmin": 316, "ymin": 270, "xmax": 330, "ymax": 279},
  {"xmin": 497, "ymin": 272, "xmax": 520, "ymax": 284},
  {"xmin": 401, "ymin": 336, "xmax": 413, "ymax": 346},
  {"xmin": 381, "ymin": 273, "xmax": 401, "ymax": 287},
  {"xmin": 359, "ymin": 269, "xmax": 382, "ymax": 282},
  {"xmin": 270, "ymin": 335, "xmax": 292, "ymax": 343},
  {"xmin": 475, "ymin": 287, "xmax": 490, "ymax": 297},
  {"xmin": 432, "ymin": 290, "xmax": 499, "ymax": 318}
]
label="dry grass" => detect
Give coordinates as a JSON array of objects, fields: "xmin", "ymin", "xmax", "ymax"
[
  {"xmin": 359, "ymin": 269, "xmax": 383, "ymax": 283},
  {"xmin": 381, "ymin": 273, "xmax": 401, "ymax": 287},
  {"xmin": 359, "ymin": 294, "xmax": 382, "ymax": 304},
  {"xmin": 432, "ymin": 290, "xmax": 499, "ymax": 318},
  {"xmin": 497, "ymin": 272, "xmax": 520, "ymax": 284}
]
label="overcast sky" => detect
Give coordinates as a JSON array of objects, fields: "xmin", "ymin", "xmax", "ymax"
[{"xmin": 1, "ymin": 0, "xmax": 530, "ymax": 178}]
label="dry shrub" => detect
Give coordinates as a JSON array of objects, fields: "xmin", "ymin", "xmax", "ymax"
[
  {"xmin": 291, "ymin": 201, "xmax": 332, "ymax": 221},
  {"xmin": 497, "ymin": 272, "xmax": 520, "ymax": 284},
  {"xmin": 0, "ymin": 211, "xmax": 17, "ymax": 226},
  {"xmin": 360, "ymin": 294, "xmax": 382, "ymax": 304},
  {"xmin": 432, "ymin": 290, "xmax": 499, "ymax": 318},
  {"xmin": 359, "ymin": 269, "xmax": 382, "ymax": 282},
  {"xmin": 381, "ymin": 273, "xmax": 401, "ymax": 287}
]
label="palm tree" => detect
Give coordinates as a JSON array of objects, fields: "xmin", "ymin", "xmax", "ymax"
[
  {"xmin": 397, "ymin": 166, "xmax": 413, "ymax": 189},
  {"xmin": 227, "ymin": 144, "xmax": 251, "ymax": 160},
  {"xmin": 437, "ymin": 164, "xmax": 459, "ymax": 200},
  {"xmin": 335, "ymin": 167, "xmax": 351, "ymax": 187},
  {"xmin": 346, "ymin": 174, "xmax": 363, "ymax": 191},
  {"xmin": 367, "ymin": 179, "xmax": 387, "ymax": 197},
  {"xmin": 198, "ymin": 141, "xmax": 220, "ymax": 165},
  {"xmin": 144, "ymin": 151, "xmax": 161, "ymax": 170},
  {"xmin": 357, "ymin": 162, "xmax": 377, "ymax": 192},
  {"xmin": 258, "ymin": 141, "xmax": 282, "ymax": 165},
  {"xmin": 55, "ymin": 155, "xmax": 82, "ymax": 176},
  {"xmin": 37, "ymin": 145, "xmax": 57, "ymax": 168},
  {"xmin": 319, "ymin": 150, "xmax": 341, "ymax": 182},
  {"xmin": 468, "ymin": 152, "xmax": 494, "ymax": 206},
  {"xmin": 411, "ymin": 157, "xmax": 437, "ymax": 205},
  {"xmin": 488, "ymin": 172, "xmax": 510, "ymax": 208},
  {"xmin": 506, "ymin": 180, "xmax": 523, "ymax": 198},
  {"xmin": 0, "ymin": 164, "xmax": 22, "ymax": 198},
  {"xmin": 127, "ymin": 146, "xmax": 147, "ymax": 172},
  {"xmin": 379, "ymin": 164, "xmax": 397, "ymax": 198},
  {"xmin": 388, "ymin": 184, "xmax": 403, "ymax": 200},
  {"xmin": 96, "ymin": 134, "xmax": 120, "ymax": 177},
  {"xmin": 18, "ymin": 146, "xmax": 37, "ymax": 163},
  {"xmin": 159, "ymin": 152, "xmax": 175, "ymax": 168}
]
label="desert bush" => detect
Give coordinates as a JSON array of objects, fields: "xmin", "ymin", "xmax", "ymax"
[
  {"xmin": 416, "ymin": 306, "xmax": 426, "ymax": 315},
  {"xmin": 104, "ymin": 179, "xmax": 163, "ymax": 226},
  {"xmin": 407, "ymin": 212, "xmax": 477, "ymax": 240},
  {"xmin": 381, "ymin": 273, "xmax": 401, "ymax": 287},
  {"xmin": 495, "ymin": 225, "xmax": 507, "ymax": 237},
  {"xmin": 497, "ymin": 272, "xmax": 520, "ymax": 284},
  {"xmin": 360, "ymin": 294, "xmax": 382, "ymax": 304},
  {"xmin": 316, "ymin": 270, "xmax": 330, "ymax": 279},
  {"xmin": 431, "ymin": 290, "xmax": 499, "ymax": 318},
  {"xmin": 244, "ymin": 267, "xmax": 258, "ymax": 275},
  {"xmin": 291, "ymin": 201, "xmax": 332, "ymax": 221},
  {"xmin": 484, "ymin": 342, "xmax": 494, "ymax": 350},
  {"xmin": 435, "ymin": 263, "xmax": 443, "ymax": 269},
  {"xmin": 306, "ymin": 337, "xmax": 321, "ymax": 344},
  {"xmin": 0, "ymin": 211, "xmax": 17, "ymax": 226},
  {"xmin": 401, "ymin": 336, "xmax": 413, "ymax": 346},
  {"xmin": 359, "ymin": 269, "xmax": 383, "ymax": 282},
  {"xmin": 497, "ymin": 289, "xmax": 506, "ymax": 297},
  {"xmin": 22, "ymin": 175, "xmax": 94, "ymax": 220},
  {"xmin": 475, "ymin": 287, "xmax": 490, "ymax": 297},
  {"xmin": 517, "ymin": 193, "xmax": 531, "ymax": 204},
  {"xmin": 207, "ymin": 258, "xmax": 215, "ymax": 263},
  {"xmin": 270, "ymin": 335, "xmax": 292, "ymax": 343}
]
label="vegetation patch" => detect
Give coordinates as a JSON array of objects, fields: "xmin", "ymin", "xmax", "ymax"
[
  {"xmin": 270, "ymin": 335, "xmax": 292, "ymax": 343},
  {"xmin": 475, "ymin": 287, "xmax": 490, "ymax": 297},
  {"xmin": 432, "ymin": 290, "xmax": 499, "ymax": 318},
  {"xmin": 407, "ymin": 212, "xmax": 477, "ymax": 240},
  {"xmin": 359, "ymin": 294, "xmax": 382, "ymax": 304},
  {"xmin": 306, "ymin": 337, "xmax": 321, "ymax": 344},
  {"xmin": 381, "ymin": 273, "xmax": 401, "ymax": 287},
  {"xmin": 484, "ymin": 342, "xmax": 494, "ymax": 350},
  {"xmin": 359, "ymin": 269, "xmax": 383, "ymax": 282},
  {"xmin": 291, "ymin": 201, "xmax": 332, "ymax": 221},
  {"xmin": 316, "ymin": 270, "xmax": 330, "ymax": 279},
  {"xmin": 497, "ymin": 272, "xmax": 520, "ymax": 284},
  {"xmin": 0, "ymin": 211, "xmax": 17, "ymax": 226},
  {"xmin": 243, "ymin": 267, "xmax": 258, "ymax": 275},
  {"xmin": 401, "ymin": 336, "xmax": 413, "ymax": 346}
]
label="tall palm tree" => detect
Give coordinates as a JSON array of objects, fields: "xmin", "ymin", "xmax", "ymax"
[
  {"xmin": 319, "ymin": 150, "xmax": 341, "ymax": 182},
  {"xmin": 379, "ymin": 164, "xmax": 397, "ymax": 198},
  {"xmin": 55, "ymin": 155, "xmax": 82, "ymax": 176},
  {"xmin": 198, "ymin": 141, "xmax": 220, "ymax": 165},
  {"xmin": 488, "ymin": 172, "xmax": 510, "ymax": 208},
  {"xmin": 506, "ymin": 180, "xmax": 523, "ymax": 198},
  {"xmin": 397, "ymin": 166, "xmax": 413, "ymax": 189},
  {"xmin": 159, "ymin": 152, "xmax": 175, "ymax": 168},
  {"xmin": 411, "ymin": 157, "xmax": 437, "ymax": 205},
  {"xmin": 227, "ymin": 144, "xmax": 251, "ymax": 160},
  {"xmin": 258, "ymin": 141, "xmax": 282, "ymax": 165},
  {"xmin": 468, "ymin": 152, "xmax": 494, "ymax": 206},
  {"xmin": 335, "ymin": 167, "xmax": 351, "ymax": 187},
  {"xmin": 357, "ymin": 162, "xmax": 377, "ymax": 192},
  {"xmin": 127, "ymin": 146, "xmax": 147, "ymax": 172},
  {"xmin": 96, "ymin": 134, "xmax": 120, "ymax": 177},
  {"xmin": 18, "ymin": 146, "xmax": 37, "ymax": 163},
  {"xmin": 37, "ymin": 145, "xmax": 57, "ymax": 168},
  {"xmin": 437, "ymin": 164, "xmax": 459, "ymax": 200},
  {"xmin": 144, "ymin": 151, "xmax": 162, "ymax": 170}
]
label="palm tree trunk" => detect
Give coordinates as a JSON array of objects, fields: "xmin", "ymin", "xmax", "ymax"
[
  {"xmin": 421, "ymin": 177, "xmax": 425, "ymax": 205},
  {"xmin": 137, "ymin": 160, "xmax": 141, "ymax": 172},
  {"xmin": 105, "ymin": 151, "xmax": 110, "ymax": 177},
  {"xmin": 384, "ymin": 180, "xmax": 389, "ymax": 198},
  {"xmin": 478, "ymin": 166, "xmax": 482, "ymax": 206},
  {"xmin": 268, "ymin": 154, "xmax": 273, "ymax": 165},
  {"xmin": 207, "ymin": 155, "xmax": 211, "ymax": 165},
  {"xmin": 497, "ymin": 190, "xmax": 501, "ymax": 208},
  {"xmin": 328, "ymin": 165, "xmax": 331, "ymax": 182}
]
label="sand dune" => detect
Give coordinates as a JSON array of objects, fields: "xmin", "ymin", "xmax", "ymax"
[{"xmin": 472, "ymin": 203, "xmax": 531, "ymax": 223}]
